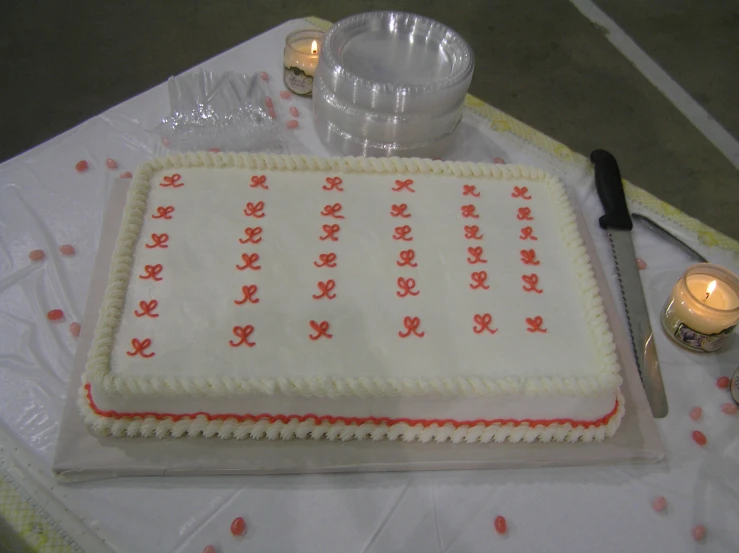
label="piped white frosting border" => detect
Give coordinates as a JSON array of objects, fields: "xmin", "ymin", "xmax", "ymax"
[
  {"xmin": 78, "ymin": 380, "xmax": 625, "ymax": 444},
  {"xmin": 86, "ymin": 152, "xmax": 622, "ymax": 399}
]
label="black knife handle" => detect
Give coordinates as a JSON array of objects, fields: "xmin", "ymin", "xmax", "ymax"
[{"xmin": 590, "ymin": 149, "xmax": 633, "ymax": 231}]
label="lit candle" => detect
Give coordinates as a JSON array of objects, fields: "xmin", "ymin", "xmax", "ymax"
[
  {"xmin": 662, "ymin": 263, "xmax": 739, "ymax": 352},
  {"xmin": 283, "ymin": 29, "xmax": 324, "ymax": 96}
]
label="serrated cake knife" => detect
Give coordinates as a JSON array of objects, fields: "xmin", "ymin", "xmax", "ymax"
[{"xmin": 591, "ymin": 149, "xmax": 668, "ymax": 418}]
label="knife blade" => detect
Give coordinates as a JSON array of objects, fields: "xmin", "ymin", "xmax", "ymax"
[{"xmin": 591, "ymin": 149, "xmax": 668, "ymax": 418}]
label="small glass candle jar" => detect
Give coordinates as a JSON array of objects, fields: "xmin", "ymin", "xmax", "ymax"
[
  {"xmin": 662, "ymin": 263, "xmax": 739, "ymax": 352},
  {"xmin": 283, "ymin": 29, "xmax": 324, "ymax": 96}
]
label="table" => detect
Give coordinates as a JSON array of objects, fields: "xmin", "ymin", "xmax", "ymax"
[{"xmin": 1, "ymin": 17, "xmax": 738, "ymax": 553}]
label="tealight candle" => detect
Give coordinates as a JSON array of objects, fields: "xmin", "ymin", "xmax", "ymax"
[
  {"xmin": 283, "ymin": 29, "xmax": 324, "ymax": 96},
  {"xmin": 662, "ymin": 263, "xmax": 739, "ymax": 352}
]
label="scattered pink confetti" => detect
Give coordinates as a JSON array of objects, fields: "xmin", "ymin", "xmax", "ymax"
[
  {"xmin": 265, "ymin": 97, "xmax": 274, "ymax": 108},
  {"xmin": 280, "ymin": 90, "xmax": 291, "ymax": 99},
  {"xmin": 286, "ymin": 120, "xmax": 299, "ymax": 129},
  {"xmin": 692, "ymin": 430, "xmax": 707, "ymax": 446},
  {"xmin": 651, "ymin": 496, "xmax": 667, "ymax": 512},
  {"xmin": 493, "ymin": 157, "xmax": 505, "ymax": 164},
  {"xmin": 689, "ymin": 406, "xmax": 702, "ymax": 421},
  {"xmin": 161, "ymin": 137, "xmax": 170, "ymax": 147},
  {"xmin": 208, "ymin": 148, "xmax": 221, "ymax": 153},
  {"xmin": 69, "ymin": 322, "xmax": 81, "ymax": 337},
  {"xmin": 59, "ymin": 244, "xmax": 76, "ymax": 256},
  {"xmin": 260, "ymin": 71, "xmax": 269, "ymax": 81},
  {"xmin": 636, "ymin": 258, "xmax": 647, "ymax": 270},
  {"xmin": 290, "ymin": 106, "xmax": 299, "ymax": 117},
  {"xmin": 692, "ymin": 524, "xmax": 706, "ymax": 541},
  {"xmin": 230, "ymin": 516, "xmax": 246, "ymax": 536},
  {"xmin": 202, "ymin": 546, "xmax": 216, "ymax": 553},
  {"xmin": 119, "ymin": 171, "xmax": 133, "ymax": 179},
  {"xmin": 105, "ymin": 158, "xmax": 118, "ymax": 169},
  {"xmin": 494, "ymin": 515, "xmax": 507, "ymax": 535},
  {"xmin": 721, "ymin": 402, "xmax": 738, "ymax": 415},
  {"xmin": 28, "ymin": 249, "xmax": 45, "ymax": 261},
  {"xmin": 75, "ymin": 160, "xmax": 89, "ymax": 172},
  {"xmin": 717, "ymin": 376, "xmax": 730, "ymax": 389},
  {"xmin": 47, "ymin": 309, "xmax": 64, "ymax": 321},
  {"xmin": 268, "ymin": 108, "xmax": 277, "ymax": 119}
]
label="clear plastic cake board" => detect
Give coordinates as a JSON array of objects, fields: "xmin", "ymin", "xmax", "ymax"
[{"xmin": 53, "ymin": 177, "xmax": 665, "ymax": 481}]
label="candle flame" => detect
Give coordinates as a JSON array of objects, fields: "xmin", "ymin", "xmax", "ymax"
[
  {"xmin": 311, "ymin": 40, "xmax": 318, "ymax": 54},
  {"xmin": 706, "ymin": 280, "xmax": 717, "ymax": 296}
]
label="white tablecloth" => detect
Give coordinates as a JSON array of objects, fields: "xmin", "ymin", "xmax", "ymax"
[{"xmin": 1, "ymin": 18, "xmax": 738, "ymax": 553}]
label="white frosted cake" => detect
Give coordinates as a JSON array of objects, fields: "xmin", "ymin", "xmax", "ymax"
[{"xmin": 80, "ymin": 152, "xmax": 624, "ymax": 443}]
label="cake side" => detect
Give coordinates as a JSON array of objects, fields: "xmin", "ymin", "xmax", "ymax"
[{"xmin": 85, "ymin": 152, "xmax": 621, "ymax": 403}]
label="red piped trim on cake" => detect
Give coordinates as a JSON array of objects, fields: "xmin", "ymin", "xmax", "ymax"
[
  {"xmin": 321, "ymin": 203, "xmax": 344, "ymax": 219},
  {"xmin": 144, "ymin": 233, "xmax": 169, "ymax": 249},
  {"xmin": 462, "ymin": 184, "xmax": 480, "ymax": 197},
  {"xmin": 522, "ymin": 274, "xmax": 543, "ymax": 293},
  {"xmin": 392, "ymin": 179, "xmax": 415, "ymax": 193},
  {"xmin": 134, "ymin": 300, "xmax": 159, "ymax": 318},
  {"xmin": 461, "ymin": 205, "xmax": 479, "ymax": 219},
  {"xmin": 139, "ymin": 264, "xmax": 163, "ymax": 281},
  {"xmin": 467, "ymin": 246, "xmax": 487, "ymax": 264},
  {"xmin": 520, "ymin": 249, "xmax": 540, "ymax": 265},
  {"xmin": 160, "ymin": 174, "xmax": 183, "ymax": 188},
  {"xmin": 312, "ymin": 280, "xmax": 337, "ymax": 300},
  {"xmin": 323, "ymin": 177, "xmax": 343, "ymax": 191},
  {"xmin": 396, "ymin": 277, "xmax": 419, "ymax": 297},
  {"xmin": 84, "ymin": 383, "xmax": 621, "ymax": 430},
  {"xmin": 314, "ymin": 253, "xmax": 337, "ymax": 268},
  {"xmin": 470, "ymin": 271, "xmax": 490, "ymax": 290},
  {"xmin": 152, "ymin": 206, "xmax": 174, "ymax": 219},
  {"xmin": 126, "ymin": 338, "xmax": 155, "ymax": 358},
  {"xmin": 320, "ymin": 223, "xmax": 340, "ymax": 241},
  {"xmin": 236, "ymin": 253, "xmax": 261, "ymax": 271},
  {"xmin": 244, "ymin": 201, "xmax": 265, "ymax": 218},
  {"xmin": 390, "ymin": 204, "xmax": 411, "ymax": 218},
  {"xmin": 464, "ymin": 225, "xmax": 483, "ymax": 240},
  {"xmin": 250, "ymin": 175, "xmax": 268, "ymax": 189},
  {"xmin": 397, "ymin": 249, "xmax": 417, "ymax": 267},
  {"xmin": 393, "ymin": 225, "xmax": 413, "ymax": 241},
  {"xmin": 517, "ymin": 207, "xmax": 533, "ymax": 221}
]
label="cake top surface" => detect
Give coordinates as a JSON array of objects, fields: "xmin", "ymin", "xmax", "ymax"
[{"xmin": 87, "ymin": 153, "xmax": 620, "ymax": 398}]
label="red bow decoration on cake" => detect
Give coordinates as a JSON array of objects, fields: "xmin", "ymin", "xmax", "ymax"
[
  {"xmin": 323, "ymin": 177, "xmax": 344, "ymax": 191},
  {"xmin": 160, "ymin": 174, "xmax": 183, "ymax": 188},
  {"xmin": 144, "ymin": 233, "xmax": 169, "ymax": 249},
  {"xmin": 240, "ymin": 227, "xmax": 263, "ymax": 244},
  {"xmin": 464, "ymin": 225, "xmax": 483, "ymax": 240},
  {"xmin": 152, "ymin": 206, "xmax": 174, "ymax": 220},
  {"xmin": 139, "ymin": 264, "xmax": 163, "ymax": 281},
  {"xmin": 134, "ymin": 299, "xmax": 159, "ymax": 318},
  {"xmin": 314, "ymin": 253, "xmax": 337, "ymax": 268},
  {"xmin": 126, "ymin": 338, "xmax": 155, "ymax": 357},
  {"xmin": 392, "ymin": 179, "xmax": 415, "ymax": 193},
  {"xmin": 230, "ymin": 325, "xmax": 256, "ymax": 347},
  {"xmin": 320, "ymin": 203, "xmax": 344, "ymax": 219},
  {"xmin": 250, "ymin": 175, "xmax": 268, "ymax": 189},
  {"xmin": 236, "ymin": 253, "xmax": 261, "ymax": 271},
  {"xmin": 462, "ymin": 184, "xmax": 480, "ymax": 197},
  {"xmin": 398, "ymin": 316, "xmax": 425, "ymax": 338},
  {"xmin": 312, "ymin": 280, "xmax": 337, "ymax": 300},
  {"xmin": 396, "ymin": 249, "xmax": 417, "ymax": 267},
  {"xmin": 309, "ymin": 320, "xmax": 333, "ymax": 340},
  {"xmin": 244, "ymin": 201, "xmax": 265, "ymax": 218},
  {"xmin": 473, "ymin": 313, "xmax": 498, "ymax": 335}
]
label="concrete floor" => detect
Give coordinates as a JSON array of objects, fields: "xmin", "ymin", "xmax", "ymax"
[{"xmin": 2, "ymin": 0, "xmax": 737, "ymax": 238}]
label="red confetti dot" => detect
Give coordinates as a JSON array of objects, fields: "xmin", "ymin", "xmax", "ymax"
[
  {"xmin": 286, "ymin": 120, "xmax": 299, "ymax": 129},
  {"xmin": 280, "ymin": 90, "xmax": 291, "ymax": 99},
  {"xmin": 651, "ymin": 496, "xmax": 667, "ymax": 512},
  {"xmin": 290, "ymin": 106, "xmax": 299, "ymax": 117},
  {"xmin": 59, "ymin": 244, "xmax": 76, "ymax": 256},
  {"xmin": 717, "ymin": 376, "xmax": 730, "ymax": 389},
  {"xmin": 208, "ymin": 148, "xmax": 221, "ymax": 153},
  {"xmin": 203, "ymin": 546, "xmax": 216, "ymax": 553},
  {"xmin": 29, "ymin": 249, "xmax": 45, "ymax": 261},
  {"xmin": 721, "ymin": 402, "xmax": 738, "ymax": 415},
  {"xmin": 692, "ymin": 430, "xmax": 707, "ymax": 446},
  {"xmin": 689, "ymin": 406, "xmax": 702, "ymax": 421},
  {"xmin": 105, "ymin": 158, "xmax": 118, "ymax": 169},
  {"xmin": 119, "ymin": 171, "xmax": 133, "ymax": 179},
  {"xmin": 692, "ymin": 524, "xmax": 706, "ymax": 541},
  {"xmin": 47, "ymin": 309, "xmax": 64, "ymax": 321},
  {"xmin": 265, "ymin": 97, "xmax": 274, "ymax": 108},
  {"xmin": 230, "ymin": 516, "xmax": 246, "ymax": 536},
  {"xmin": 69, "ymin": 322, "xmax": 81, "ymax": 337},
  {"xmin": 494, "ymin": 515, "xmax": 507, "ymax": 535},
  {"xmin": 260, "ymin": 71, "xmax": 269, "ymax": 81},
  {"xmin": 75, "ymin": 160, "xmax": 89, "ymax": 172},
  {"xmin": 636, "ymin": 258, "xmax": 647, "ymax": 270}
]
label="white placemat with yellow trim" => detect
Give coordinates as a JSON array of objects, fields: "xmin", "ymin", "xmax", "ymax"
[{"xmin": 1, "ymin": 16, "xmax": 737, "ymax": 553}]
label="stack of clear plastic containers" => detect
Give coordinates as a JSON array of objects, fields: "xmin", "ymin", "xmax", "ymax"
[{"xmin": 313, "ymin": 12, "xmax": 474, "ymax": 158}]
